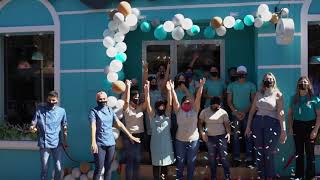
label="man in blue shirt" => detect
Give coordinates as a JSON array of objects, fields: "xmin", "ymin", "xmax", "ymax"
[{"xmin": 30, "ymin": 91, "xmax": 68, "ymax": 180}]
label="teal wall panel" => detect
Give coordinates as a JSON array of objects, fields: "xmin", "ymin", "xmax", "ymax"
[
  {"xmin": 0, "ymin": 0, "xmax": 53, "ymax": 27},
  {"xmin": 309, "ymin": 0, "xmax": 320, "ymax": 14},
  {"xmin": 255, "ymin": 36, "xmax": 301, "ymax": 66},
  {"xmin": 61, "ymin": 42, "xmax": 111, "ymax": 70}
]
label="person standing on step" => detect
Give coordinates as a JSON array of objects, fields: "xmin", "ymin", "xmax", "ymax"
[
  {"xmin": 288, "ymin": 76, "xmax": 320, "ymax": 180},
  {"xmin": 89, "ymin": 91, "xmax": 141, "ymax": 180},
  {"xmin": 29, "ymin": 91, "xmax": 68, "ymax": 180},
  {"xmin": 199, "ymin": 96, "xmax": 231, "ymax": 180},
  {"xmin": 245, "ymin": 73, "xmax": 287, "ymax": 180},
  {"xmin": 171, "ymin": 78, "xmax": 205, "ymax": 180},
  {"xmin": 123, "ymin": 79, "xmax": 147, "ymax": 180},
  {"xmin": 227, "ymin": 65, "xmax": 256, "ymax": 166},
  {"xmin": 145, "ymin": 80, "xmax": 175, "ymax": 180}
]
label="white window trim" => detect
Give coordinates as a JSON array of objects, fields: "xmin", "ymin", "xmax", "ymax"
[
  {"xmin": 142, "ymin": 39, "xmax": 225, "ymax": 80},
  {"xmin": 0, "ymin": 0, "xmax": 60, "ymax": 150}
]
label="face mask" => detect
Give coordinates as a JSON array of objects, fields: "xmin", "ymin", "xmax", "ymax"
[
  {"xmin": 230, "ymin": 76, "xmax": 238, "ymax": 82},
  {"xmin": 210, "ymin": 105, "xmax": 219, "ymax": 111},
  {"xmin": 181, "ymin": 103, "xmax": 192, "ymax": 112},
  {"xmin": 131, "ymin": 98, "xmax": 139, "ymax": 105},
  {"xmin": 263, "ymin": 80, "xmax": 273, "ymax": 88},
  {"xmin": 150, "ymin": 84, "xmax": 158, "ymax": 90},
  {"xmin": 178, "ymin": 81, "xmax": 185, "ymax": 86},
  {"xmin": 210, "ymin": 72, "xmax": 218, "ymax": 77},
  {"xmin": 47, "ymin": 102, "xmax": 56, "ymax": 108},
  {"xmin": 238, "ymin": 74, "xmax": 247, "ymax": 79},
  {"xmin": 185, "ymin": 72, "xmax": 193, "ymax": 79},
  {"xmin": 97, "ymin": 101, "xmax": 107, "ymax": 107},
  {"xmin": 159, "ymin": 72, "xmax": 165, "ymax": 79},
  {"xmin": 299, "ymin": 83, "xmax": 307, "ymax": 90},
  {"xmin": 156, "ymin": 109, "xmax": 166, "ymax": 116}
]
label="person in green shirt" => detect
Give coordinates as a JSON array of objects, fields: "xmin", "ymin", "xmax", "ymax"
[
  {"xmin": 203, "ymin": 66, "xmax": 226, "ymax": 108},
  {"xmin": 227, "ymin": 65, "xmax": 256, "ymax": 166},
  {"xmin": 288, "ymin": 76, "xmax": 320, "ymax": 180}
]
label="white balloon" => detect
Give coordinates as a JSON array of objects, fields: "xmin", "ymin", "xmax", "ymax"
[
  {"xmin": 254, "ymin": 18, "xmax": 264, "ymax": 28},
  {"xmin": 111, "ymin": 160, "xmax": 119, "ymax": 171},
  {"xmin": 107, "ymin": 72, "xmax": 118, "ymax": 82},
  {"xmin": 107, "ymin": 96, "xmax": 118, "ymax": 107},
  {"xmin": 80, "ymin": 174, "xmax": 88, "ymax": 180},
  {"xmin": 106, "ymin": 47, "xmax": 117, "ymax": 58},
  {"xmin": 216, "ymin": 26, "xmax": 227, "ymax": 36},
  {"xmin": 87, "ymin": 170, "xmax": 94, "ymax": 179},
  {"xmin": 257, "ymin": 4, "xmax": 269, "ymax": 14},
  {"xmin": 281, "ymin": 8, "xmax": 289, "ymax": 17},
  {"xmin": 104, "ymin": 66, "xmax": 110, "ymax": 74},
  {"xmin": 260, "ymin": 11, "xmax": 272, "ymax": 22},
  {"xmin": 172, "ymin": 14, "xmax": 184, "ymax": 25},
  {"xmin": 103, "ymin": 29, "xmax": 115, "ymax": 37},
  {"xmin": 131, "ymin": 8, "xmax": 141, "ymax": 18},
  {"xmin": 130, "ymin": 23, "xmax": 138, "ymax": 31},
  {"xmin": 163, "ymin": 21, "xmax": 175, "ymax": 32},
  {"xmin": 181, "ymin": 18, "xmax": 193, "ymax": 30},
  {"xmin": 64, "ymin": 175, "xmax": 73, "ymax": 180},
  {"xmin": 112, "ymin": 127, "xmax": 120, "ymax": 139},
  {"xmin": 115, "ymin": 42, "xmax": 127, "ymax": 53},
  {"xmin": 71, "ymin": 168, "xmax": 81, "ymax": 178},
  {"xmin": 116, "ymin": 99, "xmax": 125, "ymax": 109},
  {"xmin": 172, "ymin": 26, "xmax": 185, "ymax": 41},
  {"xmin": 103, "ymin": 36, "xmax": 115, "ymax": 48},
  {"xmin": 118, "ymin": 22, "xmax": 130, "ymax": 34},
  {"xmin": 113, "ymin": 12, "xmax": 125, "ymax": 23},
  {"xmin": 109, "ymin": 60, "xmax": 123, "ymax": 72},
  {"xmin": 223, "ymin": 16, "xmax": 236, "ymax": 28},
  {"xmin": 108, "ymin": 21, "xmax": 119, "ymax": 31},
  {"xmin": 125, "ymin": 14, "xmax": 138, "ymax": 27},
  {"xmin": 114, "ymin": 32, "xmax": 125, "ymax": 42}
]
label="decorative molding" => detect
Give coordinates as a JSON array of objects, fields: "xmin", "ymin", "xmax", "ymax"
[
  {"xmin": 258, "ymin": 64, "xmax": 301, "ymax": 69},
  {"xmin": 0, "ymin": 141, "xmax": 38, "ymax": 150},
  {"xmin": 258, "ymin": 32, "xmax": 301, "ymax": 37},
  {"xmin": 61, "ymin": 69, "xmax": 104, "ymax": 73},
  {"xmin": 61, "ymin": 39, "xmax": 102, "ymax": 44}
]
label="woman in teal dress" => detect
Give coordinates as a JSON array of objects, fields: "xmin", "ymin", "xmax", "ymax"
[{"xmin": 144, "ymin": 80, "xmax": 175, "ymax": 180}]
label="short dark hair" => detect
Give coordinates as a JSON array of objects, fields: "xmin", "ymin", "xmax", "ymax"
[
  {"xmin": 130, "ymin": 90, "xmax": 139, "ymax": 98},
  {"xmin": 155, "ymin": 99, "xmax": 167, "ymax": 109},
  {"xmin": 228, "ymin": 67, "xmax": 237, "ymax": 73},
  {"xmin": 210, "ymin": 96, "xmax": 221, "ymax": 105},
  {"xmin": 47, "ymin": 91, "xmax": 58, "ymax": 98}
]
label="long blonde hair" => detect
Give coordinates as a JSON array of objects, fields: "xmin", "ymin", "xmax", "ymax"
[{"xmin": 260, "ymin": 72, "xmax": 280, "ymax": 94}]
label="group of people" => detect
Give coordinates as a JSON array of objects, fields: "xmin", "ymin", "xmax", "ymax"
[{"xmin": 30, "ymin": 62, "xmax": 320, "ymax": 180}]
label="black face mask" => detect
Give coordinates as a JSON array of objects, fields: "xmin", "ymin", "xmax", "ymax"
[
  {"xmin": 178, "ymin": 81, "xmax": 189, "ymax": 88},
  {"xmin": 150, "ymin": 84, "xmax": 158, "ymax": 91},
  {"xmin": 230, "ymin": 76, "xmax": 238, "ymax": 82},
  {"xmin": 299, "ymin": 83, "xmax": 307, "ymax": 90},
  {"xmin": 263, "ymin": 80, "xmax": 273, "ymax": 88},
  {"xmin": 156, "ymin": 109, "xmax": 166, "ymax": 116},
  {"xmin": 47, "ymin": 102, "xmax": 56, "ymax": 108},
  {"xmin": 131, "ymin": 98, "xmax": 139, "ymax": 105},
  {"xmin": 97, "ymin": 101, "xmax": 107, "ymax": 107},
  {"xmin": 210, "ymin": 72, "xmax": 218, "ymax": 77},
  {"xmin": 159, "ymin": 72, "xmax": 165, "ymax": 79},
  {"xmin": 238, "ymin": 74, "xmax": 247, "ymax": 79},
  {"xmin": 210, "ymin": 105, "xmax": 219, "ymax": 111}
]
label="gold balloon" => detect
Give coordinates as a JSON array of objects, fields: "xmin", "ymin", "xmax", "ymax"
[
  {"xmin": 270, "ymin": 13, "xmax": 279, "ymax": 24},
  {"xmin": 117, "ymin": 1, "xmax": 132, "ymax": 17},
  {"xmin": 211, "ymin": 16, "xmax": 223, "ymax": 28},
  {"xmin": 112, "ymin": 80, "xmax": 126, "ymax": 94},
  {"xmin": 80, "ymin": 162, "xmax": 91, "ymax": 174}
]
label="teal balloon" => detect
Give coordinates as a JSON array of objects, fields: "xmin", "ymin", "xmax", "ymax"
[
  {"xmin": 244, "ymin": 15, "xmax": 254, "ymax": 26},
  {"xmin": 204, "ymin": 26, "xmax": 215, "ymax": 39},
  {"xmin": 115, "ymin": 52, "xmax": 127, "ymax": 63},
  {"xmin": 234, "ymin": 19, "xmax": 244, "ymax": 30},
  {"xmin": 140, "ymin": 21, "xmax": 151, "ymax": 32},
  {"xmin": 191, "ymin": 25, "xmax": 200, "ymax": 35},
  {"xmin": 118, "ymin": 71, "xmax": 125, "ymax": 80},
  {"xmin": 154, "ymin": 25, "xmax": 167, "ymax": 40}
]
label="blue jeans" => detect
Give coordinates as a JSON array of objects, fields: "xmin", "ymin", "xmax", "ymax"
[
  {"xmin": 40, "ymin": 146, "xmax": 62, "ymax": 180},
  {"xmin": 93, "ymin": 145, "xmax": 115, "ymax": 180},
  {"xmin": 252, "ymin": 115, "xmax": 280, "ymax": 179},
  {"xmin": 175, "ymin": 139, "xmax": 199, "ymax": 180},
  {"xmin": 123, "ymin": 133, "xmax": 143, "ymax": 180},
  {"xmin": 207, "ymin": 135, "xmax": 230, "ymax": 180},
  {"xmin": 232, "ymin": 114, "xmax": 253, "ymax": 161}
]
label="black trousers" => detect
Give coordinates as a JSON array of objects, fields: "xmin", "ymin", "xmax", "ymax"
[
  {"xmin": 293, "ymin": 120, "xmax": 316, "ymax": 180},
  {"xmin": 153, "ymin": 166, "xmax": 168, "ymax": 180}
]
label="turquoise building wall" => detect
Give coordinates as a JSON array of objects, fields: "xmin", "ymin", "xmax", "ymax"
[{"xmin": 0, "ymin": 0, "xmax": 318, "ymax": 179}]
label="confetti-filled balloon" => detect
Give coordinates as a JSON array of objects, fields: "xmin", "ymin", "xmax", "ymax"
[
  {"xmin": 109, "ymin": 60, "xmax": 123, "ymax": 72},
  {"xmin": 107, "ymin": 72, "xmax": 119, "ymax": 82},
  {"xmin": 106, "ymin": 47, "xmax": 117, "ymax": 58}
]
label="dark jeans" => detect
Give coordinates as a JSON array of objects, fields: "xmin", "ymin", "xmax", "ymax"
[
  {"xmin": 40, "ymin": 146, "xmax": 62, "ymax": 180},
  {"xmin": 252, "ymin": 115, "xmax": 280, "ymax": 179},
  {"xmin": 207, "ymin": 135, "xmax": 231, "ymax": 180},
  {"xmin": 293, "ymin": 120, "xmax": 316, "ymax": 180},
  {"xmin": 232, "ymin": 114, "xmax": 254, "ymax": 161},
  {"xmin": 175, "ymin": 139, "xmax": 199, "ymax": 180},
  {"xmin": 93, "ymin": 145, "xmax": 116, "ymax": 180},
  {"xmin": 123, "ymin": 133, "xmax": 143, "ymax": 180},
  {"xmin": 153, "ymin": 166, "xmax": 168, "ymax": 180}
]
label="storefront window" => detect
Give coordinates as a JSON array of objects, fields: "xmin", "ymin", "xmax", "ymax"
[
  {"xmin": 145, "ymin": 45, "xmax": 171, "ymax": 76},
  {"xmin": 2, "ymin": 34, "xmax": 54, "ymax": 129},
  {"xmin": 308, "ymin": 24, "xmax": 320, "ymax": 96}
]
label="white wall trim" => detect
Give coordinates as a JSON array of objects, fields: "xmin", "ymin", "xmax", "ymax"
[
  {"xmin": 258, "ymin": 32, "xmax": 302, "ymax": 37},
  {"xmin": 57, "ymin": 0, "xmax": 303, "ymax": 15},
  {"xmin": 61, "ymin": 39, "xmax": 102, "ymax": 44},
  {"xmin": 308, "ymin": 14, "xmax": 320, "ymax": 22},
  {"xmin": 0, "ymin": 0, "xmax": 61, "ymax": 150},
  {"xmin": 258, "ymin": 64, "xmax": 301, "ymax": 69},
  {"xmin": 300, "ymin": 0, "xmax": 312, "ymax": 77},
  {"xmin": 0, "ymin": 141, "xmax": 38, "ymax": 150},
  {"xmin": 61, "ymin": 69, "xmax": 104, "ymax": 73}
]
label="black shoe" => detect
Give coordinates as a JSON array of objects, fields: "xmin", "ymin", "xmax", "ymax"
[
  {"xmin": 233, "ymin": 159, "xmax": 241, "ymax": 167},
  {"xmin": 245, "ymin": 160, "xmax": 254, "ymax": 168}
]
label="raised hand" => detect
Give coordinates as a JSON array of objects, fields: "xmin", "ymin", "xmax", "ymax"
[
  {"xmin": 199, "ymin": 78, "xmax": 206, "ymax": 86},
  {"xmin": 125, "ymin": 79, "xmax": 132, "ymax": 87},
  {"xmin": 166, "ymin": 81, "xmax": 171, "ymax": 91},
  {"xmin": 144, "ymin": 81, "xmax": 150, "ymax": 93},
  {"xmin": 143, "ymin": 62, "xmax": 149, "ymax": 72},
  {"xmin": 169, "ymin": 80, "xmax": 175, "ymax": 90}
]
